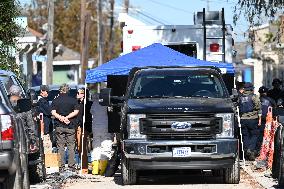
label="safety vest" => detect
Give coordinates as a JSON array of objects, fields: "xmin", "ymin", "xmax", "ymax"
[{"xmin": 239, "ymin": 94, "xmax": 254, "ymax": 114}]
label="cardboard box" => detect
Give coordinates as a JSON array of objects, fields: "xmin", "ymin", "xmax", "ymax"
[{"xmin": 45, "ymin": 153, "xmax": 61, "ymax": 168}]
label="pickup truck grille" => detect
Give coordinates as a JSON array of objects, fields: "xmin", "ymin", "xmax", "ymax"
[{"xmin": 140, "ymin": 113, "xmax": 222, "ymax": 139}]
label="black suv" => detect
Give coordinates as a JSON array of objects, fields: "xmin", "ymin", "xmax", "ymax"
[
  {"xmin": 0, "ymin": 70, "xmax": 46, "ymax": 183},
  {"xmin": 100, "ymin": 66, "xmax": 240, "ymax": 185},
  {"xmin": 0, "ymin": 79, "xmax": 30, "ymax": 188}
]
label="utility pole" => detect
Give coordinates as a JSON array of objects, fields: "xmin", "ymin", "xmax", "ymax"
[
  {"xmin": 97, "ymin": 0, "xmax": 103, "ymax": 92},
  {"xmin": 207, "ymin": 0, "xmax": 209, "ymax": 11},
  {"xmin": 97, "ymin": 0, "xmax": 103, "ymax": 67},
  {"xmin": 108, "ymin": 0, "xmax": 115, "ymax": 58},
  {"xmin": 46, "ymin": 0, "xmax": 54, "ymax": 85},
  {"xmin": 124, "ymin": 0, "xmax": 129, "ymax": 13},
  {"xmin": 80, "ymin": 0, "xmax": 91, "ymax": 84}
]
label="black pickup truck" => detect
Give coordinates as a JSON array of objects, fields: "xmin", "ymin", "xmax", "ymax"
[{"xmin": 100, "ymin": 66, "xmax": 239, "ymax": 185}]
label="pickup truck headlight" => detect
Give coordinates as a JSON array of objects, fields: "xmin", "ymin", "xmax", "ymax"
[
  {"xmin": 127, "ymin": 114, "xmax": 146, "ymax": 139},
  {"xmin": 215, "ymin": 113, "xmax": 234, "ymax": 138}
]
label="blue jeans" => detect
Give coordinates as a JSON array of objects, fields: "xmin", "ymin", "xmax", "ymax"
[{"xmin": 240, "ymin": 119, "xmax": 259, "ymax": 152}]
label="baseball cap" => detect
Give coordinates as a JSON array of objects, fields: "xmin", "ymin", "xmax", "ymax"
[
  {"xmin": 40, "ymin": 85, "xmax": 49, "ymax": 92},
  {"xmin": 258, "ymin": 86, "xmax": 268, "ymax": 93},
  {"xmin": 244, "ymin": 82, "xmax": 254, "ymax": 91},
  {"xmin": 272, "ymin": 78, "xmax": 282, "ymax": 85}
]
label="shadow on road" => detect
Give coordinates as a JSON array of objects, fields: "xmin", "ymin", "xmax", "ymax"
[{"xmin": 113, "ymin": 169, "xmax": 224, "ymax": 185}]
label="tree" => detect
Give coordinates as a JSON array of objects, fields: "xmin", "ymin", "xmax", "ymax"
[
  {"xmin": 0, "ymin": 0, "xmax": 23, "ymax": 73},
  {"xmin": 26, "ymin": 0, "xmax": 122, "ymax": 65},
  {"xmin": 234, "ymin": 0, "xmax": 284, "ymax": 25}
]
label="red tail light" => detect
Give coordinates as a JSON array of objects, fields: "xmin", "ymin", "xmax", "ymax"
[
  {"xmin": 128, "ymin": 30, "xmax": 133, "ymax": 34},
  {"xmin": 210, "ymin": 43, "xmax": 219, "ymax": 52},
  {"xmin": 1, "ymin": 115, "xmax": 14, "ymax": 141},
  {"xmin": 132, "ymin": 46, "xmax": 141, "ymax": 51}
]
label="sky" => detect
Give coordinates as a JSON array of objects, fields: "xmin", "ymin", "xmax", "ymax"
[{"xmin": 19, "ymin": 0, "xmax": 249, "ymax": 42}]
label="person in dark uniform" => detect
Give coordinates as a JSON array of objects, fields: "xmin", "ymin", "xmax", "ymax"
[
  {"xmin": 257, "ymin": 86, "xmax": 276, "ymax": 152},
  {"xmin": 37, "ymin": 85, "xmax": 52, "ymax": 135},
  {"xmin": 267, "ymin": 78, "xmax": 282, "ymax": 102},
  {"xmin": 238, "ymin": 82, "xmax": 262, "ymax": 161},
  {"xmin": 51, "ymin": 84, "xmax": 80, "ymax": 172}
]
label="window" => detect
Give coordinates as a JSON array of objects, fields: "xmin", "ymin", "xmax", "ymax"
[{"xmin": 130, "ymin": 70, "xmax": 227, "ymax": 98}]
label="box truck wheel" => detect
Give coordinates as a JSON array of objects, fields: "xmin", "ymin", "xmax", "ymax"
[
  {"xmin": 121, "ymin": 155, "xmax": 137, "ymax": 185},
  {"xmin": 223, "ymin": 155, "xmax": 240, "ymax": 184}
]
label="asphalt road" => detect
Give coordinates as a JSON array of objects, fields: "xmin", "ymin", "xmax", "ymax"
[{"xmin": 31, "ymin": 169, "xmax": 264, "ymax": 189}]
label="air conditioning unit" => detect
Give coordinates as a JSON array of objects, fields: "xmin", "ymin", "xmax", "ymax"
[
  {"xmin": 194, "ymin": 11, "xmax": 223, "ymax": 25},
  {"xmin": 276, "ymin": 43, "xmax": 284, "ymax": 49}
]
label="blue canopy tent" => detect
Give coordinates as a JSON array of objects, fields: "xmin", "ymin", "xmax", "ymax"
[{"xmin": 85, "ymin": 43, "xmax": 234, "ymax": 83}]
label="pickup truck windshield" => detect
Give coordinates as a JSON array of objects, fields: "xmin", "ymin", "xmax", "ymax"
[{"xmin": 129, "ymin": 70, "xmax": 228, "ymax": 99}]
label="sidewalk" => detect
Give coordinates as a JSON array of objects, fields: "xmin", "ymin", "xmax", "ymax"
[{"xmin": 242, "ymin": 161, "xmax": 278, "ymax": 189}]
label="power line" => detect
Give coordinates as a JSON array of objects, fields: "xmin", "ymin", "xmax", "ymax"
[
  {"xmin": 117, "ymin": 1, "xmax": 168, "ymax": 25},
  {"xmin": 134, "ymin": 9, "xmax": 165, "ymax": 25},
  {"xmin": 145, "ymin": 0, "xmax": 194, "ymax": 15}
]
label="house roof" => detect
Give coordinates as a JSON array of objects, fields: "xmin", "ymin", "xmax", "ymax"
[
  {"xmin": 53, "ymin": 46, "xmax": 81, "ymax": 61},
  {"xmin": 27, "ymin": 27, "xmax": 44, "ymax": 38}
]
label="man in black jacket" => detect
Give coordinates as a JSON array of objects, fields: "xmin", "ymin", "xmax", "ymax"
[
  {"xmin": 51, "ymin": 84, "xmax": 80, "ymax": 172},
  {"xmin": 37, "ymin": 85, "xmax": 52, "ymax": 135}
]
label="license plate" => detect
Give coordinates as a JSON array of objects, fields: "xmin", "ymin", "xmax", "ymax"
[{"xmin": 172, "ymin": 147, "xmax": 191, "ymax": 157}]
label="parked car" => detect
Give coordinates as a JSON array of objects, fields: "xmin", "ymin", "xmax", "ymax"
[
  {"xmin": 0, "ymin": 80, "xmax": 30, "ymax": 189},
  {"xmin": 0, "ymin": 70, "xmax": 46, "ymax": 183},
  {"xmin": 0, "ymin": 70, "xmax": 27, "ymax": 98},
  {"xmin": 30, "ymin": 84, "xmax": 85, "ymax": 104}
]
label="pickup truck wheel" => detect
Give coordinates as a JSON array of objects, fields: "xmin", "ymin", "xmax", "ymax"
[
  {"xmin": 121, "ymin": 156, "xmax": 137, "ymax": 185},
  {"xmin": 223, "ymin": 155, "xmax": 240, "ymax": 184}
]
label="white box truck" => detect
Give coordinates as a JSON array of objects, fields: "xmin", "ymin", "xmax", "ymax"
[{"xmin": 122, "ymin": 8, "xmax": 234, "ymax": 63}]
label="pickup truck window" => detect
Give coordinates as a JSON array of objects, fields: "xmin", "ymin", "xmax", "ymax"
[{"xmin": 129, "ymin": 71, "xmax": 228, "ymax": 98}]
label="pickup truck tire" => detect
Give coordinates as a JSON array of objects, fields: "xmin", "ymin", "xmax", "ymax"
[
  {"xmin": 223, "ymin": 155, "xmax": 240, "ymax": 184},
  {"xmin": 2, "ymin": 156, "xmax": 23, "ymax": 189},
  {"xmin": 121, "ymin": 155, "xmax": 137, "ymax": 185},
  {"xmin": 272, "ymin": 125, "xmax": 282, "ymax": 179}
]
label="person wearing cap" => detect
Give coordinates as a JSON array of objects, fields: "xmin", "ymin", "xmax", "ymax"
[
  {"xmin": 51, "ymin": 83, "xmax": 80, "ymax": 172},
  {"xmin": 257, "ymin": 86, "xmax": 276, "ymax": 151},
  {"xmin": 267, "ymin": 78, "xmax": 282, "ymax": 102},
  {"xmin": 37, "ymin": 85, "xmax": 52, "ymax": 135},
  {"xmin": 238, "ymin": 82, "xmax": 262, "ymax": 161}
]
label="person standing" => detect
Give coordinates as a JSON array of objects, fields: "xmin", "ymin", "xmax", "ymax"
[
  {"xmin": 51, "ymin": 84, "xmax": 79, "ymax": 172},
  {"xmin": 267, "ymin": 78, "xmax": 282, "ymax": 102},
  {"xmin": 37, "ymin": 85, "xmax": 52, "ymax": 135},
  {"xmin": 238, "ymin": 82, "xmax": 262, "ymax": 161}
]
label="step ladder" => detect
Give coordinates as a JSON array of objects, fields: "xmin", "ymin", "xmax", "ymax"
[{"xmin": 202, "ymin": 8, "xmax": 226, "ymax": 62}]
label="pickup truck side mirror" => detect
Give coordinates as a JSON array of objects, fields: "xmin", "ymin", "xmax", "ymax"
[
  {"xmin": 17, "ymin": 98, "xmax": 32, "ymax": 113},
  {"xmin": 99, "ymin": 88, "xmax": 111, "ymax": 106},
  {"xmin": 230, "ymin": 88, "xmax": 239, "ymax": 102}
]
